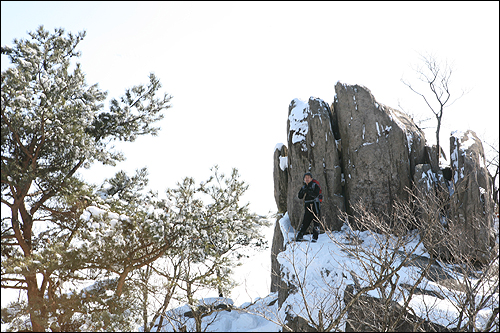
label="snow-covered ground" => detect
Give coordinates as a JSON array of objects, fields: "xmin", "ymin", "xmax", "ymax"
[{"xmin": 146, "ymin": 213, "xmax": 499, "ymax": 332}]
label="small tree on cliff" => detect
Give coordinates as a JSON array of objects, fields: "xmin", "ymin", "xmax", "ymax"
[
  {"xmin": 402, "ymin": 53, "xmax": 468, "ymax": 163},
  {"xmin": 1, "ymin": 26, "xmax": 171, "ymax": 331}
]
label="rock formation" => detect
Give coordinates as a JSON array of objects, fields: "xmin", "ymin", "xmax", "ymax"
[
  {"xmin": 270, "ymin": 88, "xmax": 496, "ymax": 329},
  {"xmin": 272, "ymin": 82, "xmax": 496, "ymax": 290},
  {"xmin": 333, "ymin": 83, "xmax": 427, "ymax": 219},
  {"xmin": 270, "ymin": 216, "xmax": 284, "ymax": 293},
  {"xmin": 449, "ymin": 130, "xmax": 495, "ymax": 263},
  {"xmin": 283, "ymin": 97, "xmax": 344, "ymax": 232},
  {"xmin": 274, "ymin": 83, "xmax": 429, "ymax": 233},
  {"xmin": 273, "ymin": 143, "xmax": 288, "ymax": 214}
]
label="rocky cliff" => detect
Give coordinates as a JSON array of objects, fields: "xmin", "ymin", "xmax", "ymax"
[
  {"xmin": 271, "ymin": 82, "xmax": 496, "ymax": 293},
  {"xmin": 333, "ymin": 83, "xmax": 427, "ymax": 219},
  {"xmin": 273, "ymin": 83, "xmax": 429, "ymax": 233}
]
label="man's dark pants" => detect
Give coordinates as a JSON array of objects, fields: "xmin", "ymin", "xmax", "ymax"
[{"xmin": 297, "ymin": 202, "xmax": 321, "ymax": 240}]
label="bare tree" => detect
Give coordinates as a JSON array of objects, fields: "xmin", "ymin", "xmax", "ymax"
[
  {"xmin": 402, "ymin": 53, "xmax": 468, "ymax": 163},
  {"xmin": 413, "ymin": 177, "xmax": 499, "ymax": 330}
]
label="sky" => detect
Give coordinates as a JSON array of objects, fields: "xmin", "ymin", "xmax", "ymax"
[
  {"xmin": 1, "ymin": 1, "xmax": 499, "ymax": 216},
  {"xmin": 1, "ymin": 2, "xmax": 499, "ymax": 327}
]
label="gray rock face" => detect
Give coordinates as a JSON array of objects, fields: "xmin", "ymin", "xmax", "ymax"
[
  {"xmin": 413, "ymin": 164, "xmax": 437, "ymax": 195},
  {"xmin": 449, "ymin": 130, "xmax": 495, "ymax": 263},
  {"xmin": 273, "ymin": 144, "xmax": 288, "ymax": 214},
  {"xmin": 270, "ymin": 217, "xmax": 284, "ymax": 293},
  {"xmin": 333, "ymin": 83, "xmax": 426, "ymax": 219},
  {"xmin": 426, "ymin": 144, "xmax": 447, "ymax": 173},
  {"xmin": 413, "ymin": 163, "xmax": 447, "ymax": 196},
  {"xmin": 286, "ymin": 97, "xmax": 344, "ymax": 232}
]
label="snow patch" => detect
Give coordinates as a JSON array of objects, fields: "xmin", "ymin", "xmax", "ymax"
[
  {"xmin": 279, "ymin": 212, "xmax": 295, "ymax": 248},
  {"xmin": 279, "ymin": 156, "xmax": 288, "ymax": 171},
  {"xmin": 288, "ymin": 98, "xmax": 309, "ymax": 145},
  {"xmin": 460, "ymin": 134, "xmax": 478, "ymax": 151}
]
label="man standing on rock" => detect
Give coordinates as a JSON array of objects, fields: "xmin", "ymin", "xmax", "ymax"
[{"xmin": 296, "ymin": 172, "xmax": 321, "ymax": 242}]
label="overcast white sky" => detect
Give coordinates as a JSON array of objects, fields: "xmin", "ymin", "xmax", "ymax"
[{"xmin": 2, "ymin": 1, "xmax": 499, "ymax": 216}]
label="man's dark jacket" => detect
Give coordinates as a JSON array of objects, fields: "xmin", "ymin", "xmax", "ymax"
[{"xmin": 298, "ymin": 181, "xmax": 320, "ymax": 203}]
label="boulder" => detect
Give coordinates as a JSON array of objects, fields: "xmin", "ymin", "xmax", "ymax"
[
  {"xmin": 286, "ymin": 97, "xmax": 344, "ymax": 232},
  {"xmin": 277, "ymin": 266, "xmax": 297, "ymax": 310},
  {"xmin": 413, "ymin": 163, "xmax": 455, "ymax": 260},
  {"xmin": 449, "ymin": 130, "xmax": 495, "ymax": 263},
  {"xmin": 344, "ymin": 285, "xmax": 450, "ymax": 332},
  {"xmin": 273, "ymin": 144, "xmax": 288, "ymax": 214},
  {"xmin": 283, "ymin": 313, "xmax": 316, "ymax": 332},
  {"xmin": 333, "ymin": 82, "xmax": 426, "ymax": 221}
]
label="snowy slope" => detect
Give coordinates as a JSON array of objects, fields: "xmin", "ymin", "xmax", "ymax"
[{"xmin": 145, "ymin": 213, "xmax": 499, "ymax": 332}]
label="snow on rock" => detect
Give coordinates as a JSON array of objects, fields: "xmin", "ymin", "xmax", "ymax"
[
  {"xmin": 273, "ymin": 143, "xmax": 289, "ymax": 213},
  {"xmin": 450, "ymin": 136, "xmax": 460, "ymax": 183},
  {"xmin": 279, "ymin": 156, "xmax": 288, "ymax": 171},
  {"xmin": 278, "ymin": 212, "xmax": 295, "ymax": 248},
  {"xmin": 420, "ymin": 165, "xmax": 437, "ymax": 191},
  {"xmin": 288, "ymin": 98, "xmax": 309, "ymax": 146},
  {"xmin": 274, "ymin": 143, "xmax": 288, "ymax": 172}
]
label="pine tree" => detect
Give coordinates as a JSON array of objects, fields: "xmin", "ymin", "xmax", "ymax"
[
  {"xmin": 140, "ymin": 166, "xmax": 270, "ymax": 331},
  {"xmin": 168, "ymin": 166, "xmax": 269, "ymax": 297},
  {"xmin": 1, "ymin": 26, "xmax": 172, "ymax": 331}
]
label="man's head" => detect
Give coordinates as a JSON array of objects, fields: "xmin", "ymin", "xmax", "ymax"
[{"xmin": 304, "ymin": 172, "xmax": 313, "ymax": 185}]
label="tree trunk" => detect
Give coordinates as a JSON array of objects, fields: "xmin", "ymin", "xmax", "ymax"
[
  {"xmin": 141, "ymin": 265, "xmax": 152, "ymax": 332},
  {"xmin": 216, "ymin": 268, "xmax": 223, "ymax": 297},
  {"xmin": 186, "ymin": 280, "xmax": 203, "ymax": 331},
  {"xmin": 26, "ymin": 274, "xmax": 46, "ymax": 332},
  {"xmin": 436, "ymin": 116, "xmax": 442, "ymax": 164},
  {"xmin": 13, "ymin": 202, "xmax": 46, "ymax": 331},
  {"xmin": 142, "ymin": 280, "xmax": 149, "ymax": 331},
  {"xmin": 116, "ymin": 266, "xmax": 132, "ymax": 297}
]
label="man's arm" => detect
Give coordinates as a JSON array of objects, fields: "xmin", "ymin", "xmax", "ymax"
[
  {"xmin": 306, "ymin": 182, "xmax": 320, "ymax": 198},
  {"xmin": 298, "ymin": 185, "xmax": 306, "ymax": 199}
]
